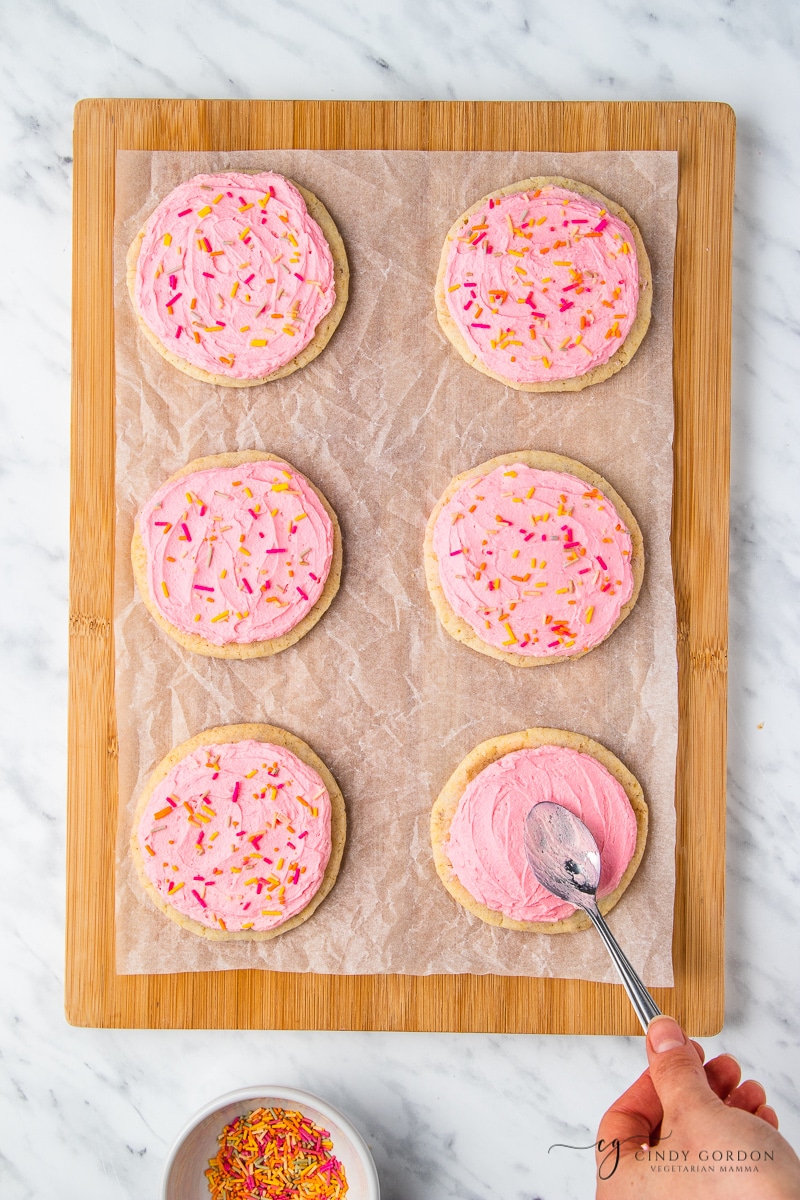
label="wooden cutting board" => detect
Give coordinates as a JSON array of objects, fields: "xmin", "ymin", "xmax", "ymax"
[{"xmin": 68, "ymin": 100, "xmax": 733, "ymax": 1033}]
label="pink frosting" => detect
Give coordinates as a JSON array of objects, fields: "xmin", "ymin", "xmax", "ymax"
[
  {"xmin": 432, "ymin": 462, "xmax": 634, "ymax": 659},
  {"xmin": 443, "ymin": 184, "xmax": 639, "ymax": 383},
  {"xmin": 137, "ymin": 739, "xmax": 333, "ymax": 933},
  {"xmin": 139, "ymin": 460, "xmax": 334, "ymax": 647},
  {"xmin": 134, "ymin": 172, "xmax": 336, "ymax": 379},
  {"xmin": 446, "ymin": 745, "xmax": 637, "ymax": 922}
]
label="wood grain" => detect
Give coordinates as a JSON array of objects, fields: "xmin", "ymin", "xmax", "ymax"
[{"xmin": 68, "ymin": 100, "xmax": 733, "ymax": 1033}]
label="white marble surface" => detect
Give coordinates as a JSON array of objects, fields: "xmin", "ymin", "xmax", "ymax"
[{"xmin": 1, "ymin": 1, "xmax": 799, "ymax": 1197}]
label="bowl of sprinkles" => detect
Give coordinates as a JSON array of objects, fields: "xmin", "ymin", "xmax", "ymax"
[{"xmin": 162, "ymin": 1086, "xmax": 380, "ymax": 1200}]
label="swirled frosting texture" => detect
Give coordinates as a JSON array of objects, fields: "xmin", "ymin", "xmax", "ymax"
[
  {"xmin": 137, "ymin": 740, "xmax": 332, "ymax": 933},
  {"xmin": 432, "ymin": 463, "xmax": 634, "ymax": 658},
  {"xmin": 134, "ymin": 172, "xmax": 335, "ymax": 379},
  {"xmin": 140, "ymin": 460, "xmax": 334, "ymax": 646},
  {"xmin": 442, "ymin": 184, "xmax": 639, "ymax": 383},
  {"xmin": 446, "ymin": 745, "xmax": 637, "ymax": 922}
]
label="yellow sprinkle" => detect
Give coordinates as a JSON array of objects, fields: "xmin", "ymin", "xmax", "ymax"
[
  {"xmin": 162, "ymin": 233, "xmax": 172, "ymax": 246},
  {"xmin": 586, "ymin": 606, "xmax": 594, "ymax": 624},
  {"xmin": 535, "ymin": 581, "xmax": 547, "ymax": 588},
  {"xmin": 238, "ymin": 227, "xmax": 251, "ymax": 239},
  {"xmin": 238, "ymin": 202, "xmax": 253, "ymax": 212},
  {"xmin": 198, "ymin": 205, "xmax": 212, "ymax": 217},
  {"xmin": 552, "ymin": 260, "xmax": 572, "ymax": 266},
  {"xmin": 193, "ymin": 614, "xmax": 200, "ymax": 622},
  {"xmin": 210, "ymin": 610, "xmax": 230, "ymax": 622},
  {"xmin": 250, "ymin": 338, "xmax": 268, "ymax": 347},
  {"xmin": 161, "ymin": 581, "xmax": 169, "ymax": 597},
  {"xmin": 502, "ymin": 622, "xmax": 518, "ymax": 645},
  {"xmin": 238, "ymin": 546, "xmax": 251, "ymax": 555},
  {"xmin": 213, "ymin": 193, "xmax": 223, "ymax": 203},
  {"xmin": 448, "ymin": 283, "xmax": 461, "ymax": 291},
  {"xmin": 511, "ymin": 549, "xmax": 520, "ymax": 559},
  {"xmin": 230, "ymin": 281, "xmax": 239, "ymax": 298},
  {"xmin": 220, "ymin": 568, "xmax": 227, "ymax": 578},
  {"xmin": 282, "ymin": 325, "xmax": 296, "ymax": 336},
  {"xmin": 245, "ymin": 769, "xmax": 258, "ymax": 778},
  {"xmin": 503, "ymin": 470, "xmax": 517, "ymax": 477}
]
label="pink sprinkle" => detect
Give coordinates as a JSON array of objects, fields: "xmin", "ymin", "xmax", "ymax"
[
  {"xmin": 564, "ymin": 541, "xmax": 580, "ymax": 549},
  {"xmin": 169, "ymin": 274, "xmax": 177, "ymax": 289},
  {"xmin": 286, "ymin": 841, "xmax": 296, "ymax": 849},
  {"xmin": 464, "ymin": 281, "xmax": 478, "ymax": 289},
  {"xmin": 175, "ymin": 326, "xmax": 183, "ymax": 339},
  {"xmin": 572, "ymin": 219, "xmax": 588, "ymax": 224},
  {"xmin": 596, "ymin": 556, "xmax": 608, "ymax": 570},
  {"xmin": 578, "ymin": 568, "xmax": 591, "ymax": 574},
  {"xmin": 244, "ymin": 273, "xmax": 255, "ymax": 285},
  {"xmin": 297, "ymin": 587, "xmax": 308, "ymax": 600},
  {"xmin": 197, "ymin": 831, "xmax": 204, "ymax": 842},
  {"xmin": 529, "ymin": 311, "xmax": 547, "ymax": 319},
  {"xmin": 293, "ymin": 273, "xmax": 304, "ymax": 281},
  {"xmin": 594, "ymin": 218, "xmax": 608, "ymax": 232},
  {"xmin": 471, "ymin": 231, "xmax": 487, "ymax": 245},
  {"xmin": 248, "ymin": 508, "xmax": 259, "ymax": 519},
  {"xmin": 180, "ymin": 522, "xmax": 192, "ymax": 541},
  {"xmin": 559, "ymin": 300, "xmax": 574, "ymax": 312},
  {"xmin": 166, "ymin": 797, "xmax": 178, "ymax": 808},
  {"xmin": 242, "ymin": 579, "xmax": 253, "ymax": 594},
  {"xmin": 243, "ymin": 236, "xmax": 251, "ymax": 245},
  {"xmin": 191, "ymin": 889, "xmax": 207, "ymax": 908},
  {"xmin": 165, "ymin": 293, "xmax": 182, "ymax": 307},
  {"xmin": 177, "ymin": 208, "xmax": 192, "ymax": 217},
  {"xmin": 308, "ymin": 572, "xmax": 319, "ymax": 581},
  {"xmin": 548, "ymin": 640, "xmax": 560, "ymax": 648},
  {"xmin": 449, "ymin": 549, "xmax": 463, "ymax": 556},
  {"xmin": 266, "ymin": 548, "xmax": 287, "ymax": 554},
  {"xmin": 231, "ymin": 782, "xmax": 241, "ymax": 804},
  {"xmin": 154, "ymin": 521, "xmax": 169, "ymax": 526},
  {"xmin": 524, "ymin": 293, "xmax": 536, "ymax": 308},
  {"xmin": 463, "ymin": 300, "xmax": 473, "ymax": 311},
  {"xmin": 562, "ymin": 282, "xmax": 580, "ymax": 292},
  {"xmin": 523, "ymin": 532, "xmax": 535, "ymax": 541},
  {"xmin": 298, "ymin": 831, "xmax": 308, "ymax": 839},
  {"xmin": 202, "ymin": 271, "xmax": 214, "ymax": 278},
  {"xmin": 193, "ymin": 585, "xmax": 214, "ymax": 592},
  {"xmin": 292, "ymin": 868, "xmax": 300, "ymax": 885},
  {"xmin": 471, "ymin": 322, "xmax": 491, "ymax": 328}
]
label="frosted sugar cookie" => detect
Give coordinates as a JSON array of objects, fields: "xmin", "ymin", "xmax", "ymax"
[
  {"xmin": 127, "ymin": 171, "xmax": 348, "ymax": 385},
  {"xmin": 131, "ymin": 723, "xmax": 346, "ymax": 940},
  {"xmin": 424, "ymin": 451, "xmax": 643, "ymax": 666},
  {"xmin": 435, "ymin": 177, "xmax": 651, "ymax": 391},
  {"xmin": 431, "ymin": 728, "xmax": 647, "ymax": 933},
  {"xmin": 132, "ymin": 451, "xmax": 341, "ymax": 659}
]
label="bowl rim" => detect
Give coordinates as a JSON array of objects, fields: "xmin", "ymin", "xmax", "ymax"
[{"xmin": 161, "ymin": 1084, "xmax": 380, "ymax": 1199}]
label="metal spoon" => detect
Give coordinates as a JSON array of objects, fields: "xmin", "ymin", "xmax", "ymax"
[{"xmin": 524, "ymin": 801, "xmax": 661, "ymax": 1031}]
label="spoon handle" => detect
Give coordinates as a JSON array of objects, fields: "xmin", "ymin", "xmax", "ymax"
[{"xmin": 586, "ymin": 906, "xmax": 662, "ymax": 1031}]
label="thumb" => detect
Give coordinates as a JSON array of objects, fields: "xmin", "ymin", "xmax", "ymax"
[{"xmin": 646, "ymin": 1016, "xmax": 714, "ymax": 1118}]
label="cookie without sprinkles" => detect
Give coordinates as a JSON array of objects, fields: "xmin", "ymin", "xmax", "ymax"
[
  {"xmin": 424, "ymin": 450, "xmax": 644, "ymax": 666},
  {"xmin": 127, "ymin": 171, "xmax": 349, "ymax": 385},
  {"xmin": 131, "ymin": 451, "xmax": 342, "ymax": 659},
  {"xmin": 431, "ymin": 727, "xmax": 648, "ymax": 935},
  {"xmin": 435, "ymin": 176, "xmax": 652, "ymax": 391}
]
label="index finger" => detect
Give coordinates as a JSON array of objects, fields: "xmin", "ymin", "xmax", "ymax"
[{"xmin": 596, "ymin": 1065, "xmax": 663, "ymax": 1158}]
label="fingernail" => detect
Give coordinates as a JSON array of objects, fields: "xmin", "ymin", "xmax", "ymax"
[{"xmin": 648, "ymin": 1016, "xmax": 686, "ymax": 1053}]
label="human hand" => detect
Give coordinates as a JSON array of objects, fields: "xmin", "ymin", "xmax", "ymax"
[{"xmin": 595, "ymin": 1016, "xmax": 800, "ymax": 1197}]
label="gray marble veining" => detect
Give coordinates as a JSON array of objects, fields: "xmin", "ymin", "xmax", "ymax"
[{"xmin": 1, "ymin": 1, "xmax": 799, "ymax": 1197}]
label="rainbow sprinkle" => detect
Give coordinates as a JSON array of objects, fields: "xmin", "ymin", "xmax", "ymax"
[{"xmin": 205, "ymin": 1107, "xmax": 349, "ymax": 1199}]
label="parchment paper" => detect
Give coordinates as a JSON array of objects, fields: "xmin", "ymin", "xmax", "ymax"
[{"xmin": 114, "ymin": 150, "xmax": 678, "ymax": 983}]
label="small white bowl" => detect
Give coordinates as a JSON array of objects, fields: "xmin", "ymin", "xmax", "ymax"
[{"xmin": 162, "ymin": 1085, "xmax": 380, "ymax": 1200}]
